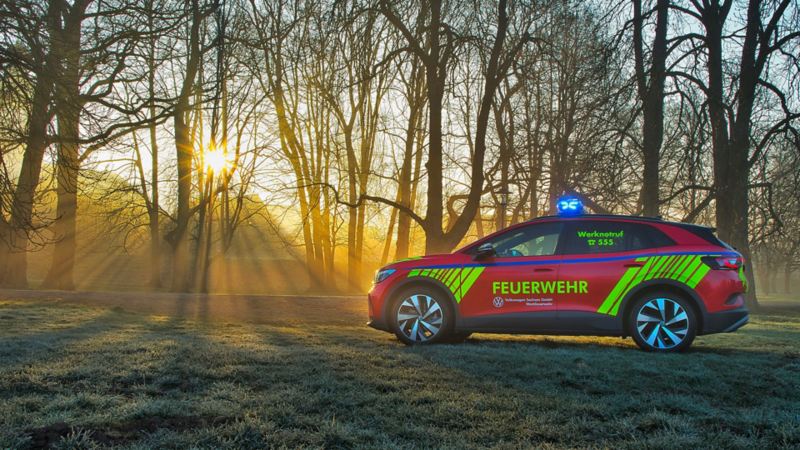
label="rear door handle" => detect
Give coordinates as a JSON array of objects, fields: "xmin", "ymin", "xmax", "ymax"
[
  {"xmin": 624, "ymin": 263, "xmax": 644, "ymax": 268},
  {"xmin": 534, "ymin": 267, "xmax": 554, "ymax": 272}
]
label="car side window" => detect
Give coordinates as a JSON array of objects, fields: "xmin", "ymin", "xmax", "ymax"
[
  {"xmin": 564, "ymin": 221, "xmax": 674, "ymax": 254},
  {"xmin": 482, "ymin": 222, "xmax": 563, "ymax": 257}
]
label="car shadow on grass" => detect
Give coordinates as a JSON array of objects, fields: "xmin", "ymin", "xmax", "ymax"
[{"xmin": 449, "ymin": 314, "xmax": 800, "ymax": 357}]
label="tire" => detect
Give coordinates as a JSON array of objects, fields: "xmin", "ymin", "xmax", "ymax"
[
  {"xmin": 391, "ymin": 286, "xmax": 454, "ymax": 345},
  {"xmin": 628, "ymin": 291, "xmax": 697, "ymax": 352}
]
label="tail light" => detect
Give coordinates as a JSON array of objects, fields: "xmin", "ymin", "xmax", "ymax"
[{"xmin": 701, "ymin": 255, "xmax": 743, "ymax": 270}]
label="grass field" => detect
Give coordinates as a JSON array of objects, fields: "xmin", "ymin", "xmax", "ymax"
[{"xmin": 1, "ymin": 295, "xmax": 799, "ymax": 449}]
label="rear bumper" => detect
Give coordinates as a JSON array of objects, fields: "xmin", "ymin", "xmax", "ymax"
[{"xmin": 702, "ymin": 307, "xmax": 749, "ymax": 335}]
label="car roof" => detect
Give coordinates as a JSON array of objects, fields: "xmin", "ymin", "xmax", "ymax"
[{"xmin": 528, "ymin": 214, "xmax": 716, "ymax": 232}]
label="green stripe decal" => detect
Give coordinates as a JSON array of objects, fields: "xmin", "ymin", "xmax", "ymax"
[
  {"xmin": 597, "ymin": 264, "xmax": 642, "ymax": 314},
  {"xmin": 677, "ymin": 257, "xmax": 702, "ymax": 283},
  {"xmin": 666, "ymin": 255, "xmax": 684, "ymax": 278},
  {"xmin": 738, "ymin": 266, "xmax": 748, "ymax": 292},
  {"xmin": 661, "ymin": 255, "xmax": 680, "ymax": 279},
  {"xmin": 659, "ymin": 255, "xmax": 678, "ymax": 279},
  {"xmin": 440, "ymin": 268, "xmax": 450, "ymax": 280},
  {"xmin": 656, "ymin": 255, "xmax": 677, "ymax": 278},
  {"xmin": 671, "ymin": 256, "xmax": 693, "ymax": 280},
  {"xmin": 686, "ymin": 264, "xmax": 709, "ymax": 288},
  {"xmin": 446, "ymin": 269, "xmax": 461, "ymax": 289},
  {"xmin": 404, "ymin": 265, "xmax": 485, "ymax": 304},
  {"xmin": 455, "ymin": 267, "xmax": 473, "ymax": 297},
  {"xmin": 644, "ymin": 256, "xmax": 667, "ymax": 281},
  {"xmin": 450, "ymin": 269, "xmax": 461, "ymax": 286},
  {"xmin": 608, "ymin": 257, "xmax": 656, "ymax": 315},
  {"xmin": 596, "ymin": 254, "xmax": 714, "ymax": 317},
  {"xmin": 457, "ymin": 267, "xmax": 485, "ymax": 303}
]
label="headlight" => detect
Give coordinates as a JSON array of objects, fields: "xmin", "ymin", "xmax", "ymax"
[{"xmin": 374, "ymin": 268, "xmax": 396, "ymax": 284}]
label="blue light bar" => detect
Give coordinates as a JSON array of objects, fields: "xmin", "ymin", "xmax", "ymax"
[{"xmin": 557, "ymin": 196, "xmax": 584, "ymax": 215}]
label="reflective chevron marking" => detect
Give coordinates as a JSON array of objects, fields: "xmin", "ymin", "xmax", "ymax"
[
  {"xmin": 408, "ymin": 266, "xmax": 486, "ymax": 303},
  {"xmin": 597, "ymin": 255, "xmax": 715, "ymax": 317}
]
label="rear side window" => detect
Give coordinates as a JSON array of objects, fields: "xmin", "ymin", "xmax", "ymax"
[
  {"xmin": 639, "ymin": 224, "xmax": 675, "ymax": 248},
  {"xmin": 680, "ymin": 225, "xmax": 733, "ymax": 249},
  {"xmin": 562, "ymin": 221, "xmax": 674, "ymax": 254}
]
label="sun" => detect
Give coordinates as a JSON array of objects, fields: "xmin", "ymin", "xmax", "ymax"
[{"xmin": 204, "ymin": 146, "xmax": 230, "ymax": 173}]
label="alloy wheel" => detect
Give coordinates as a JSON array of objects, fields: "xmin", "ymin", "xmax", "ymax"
[
  {"xmin": 396, "ymin": 294, "xmax": 444, "ymax": 342},
  {"xmin": 636, "ymin": 298, "xmax": 689, "ymax": 350}
]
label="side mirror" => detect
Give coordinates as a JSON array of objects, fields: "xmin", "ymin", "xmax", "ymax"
[{"xmin": 474, "ymin": 243, "xmax": 496, "ymax": 261}]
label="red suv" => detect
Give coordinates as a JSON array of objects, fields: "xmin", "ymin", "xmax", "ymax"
[{"xmin": 368, "ymin": 206, "xmax": 749, "ymax": 352}]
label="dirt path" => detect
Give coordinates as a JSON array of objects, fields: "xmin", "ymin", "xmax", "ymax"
[{"xmin": 0, "ymin": 289, "xmax": 367, "ymax": 326}]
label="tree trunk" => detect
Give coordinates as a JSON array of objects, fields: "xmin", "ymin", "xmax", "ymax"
[
  {"xmin": 424, "ymin": 0, "xmax": 510, "ymax": 253},
  {"xmin": 703, "ymin": 0, "xmax": 769, "ymax": 308},
  {"xmin": 395, "ymin": 123, "xmax": 414, "ymax": 259},
  {"xmin": 785, "ymin": 263, "xmax": 792, "ymax": 295},
  {"xmin": 380, "ymin": 204, "xmax": 398, "ymax": 266},
  {"xmin": 396, "ymin": 89, "xmax": 424, "ymax": 259},
  {"xmin": 2, "ymin": 0, "xmax": 61, "ymax": 287},
  {"xmin": 147, "ymin": 0, "xmax": 161, "ymax": 288},
  {"xmin": 43, "ymin": 108, "xmax": 80, "ymax": 290},
  {"xmin": 633, "ymin": 0, "xmax": 669, "ymax": 217},
  {"xmin": 424, "ymin": 73, "xmax": 446, "ymax": 251},
  {"xmin": 4, "ymin": 76, "xmax": 52, "ymax": 287},
  {"xmin": 148, "ymin": 118, "xmax": 161, "ymax": 288},
  {"xmin": 43, "ymin": 1, "xmax": 87, "ymax": 290},
  {"xmin": 171, "ymin": 0, "xmax": 202, "ymax": 292},
  {"xmin": 759, "ymin": 259, "xmax": 770, "ymax": 294},
  {"xmin": 345, "ymin": 126, "xmax": 360, "ymax": 289}
]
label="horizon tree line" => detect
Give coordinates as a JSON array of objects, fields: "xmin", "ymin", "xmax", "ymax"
[{"xmin": 0, "ymin": 0, "xmax": 798, "ymax": 305}]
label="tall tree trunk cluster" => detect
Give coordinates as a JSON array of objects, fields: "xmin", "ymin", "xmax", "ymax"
[{"xmin": 0, "ymin": 0, "xmax": 796, "ymax": 297}]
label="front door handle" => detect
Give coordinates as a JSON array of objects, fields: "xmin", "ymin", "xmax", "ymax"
[
  {"xmin": 624, "ymin": 263, "xmax": 644, "ymax": 268},
  {"xmin": 534, "ymin": 267, "xmax": 554, "ymax": 272}
]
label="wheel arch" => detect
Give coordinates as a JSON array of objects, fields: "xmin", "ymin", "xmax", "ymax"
[
  {"xmin": 382, "ymin": 277, "xmax": 461, "ymax": 327},
  {"xmin": 619, "ymin": 279, "xmax": 707, "ymax": 336}
]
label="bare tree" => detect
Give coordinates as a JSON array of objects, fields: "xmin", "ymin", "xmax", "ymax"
[
  {"xmin": 378, "ymin": 0, "xmax": 534, "ymax": 253},
  {"xmin": 0, "ymin": 0, "xmax": 60, "ymax": 287},
  {"xmin": 671, "ymin": 0, "xmax": 800, "ymax": 305},
  {"xmin": 633, "ymin": 0, "xmax": 669, "ymax": 216},
  {"xmin": 168, "ymin": 0, "xmax": 208, "ymax": 291}
]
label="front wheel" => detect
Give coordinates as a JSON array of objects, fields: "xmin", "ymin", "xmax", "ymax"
[
  {"xmin": 628, "ymin": 292, "xmax": 697, "ymax": 352},
  {"xmin": 391, "ymin": 287, "xmax": 453, "ymax": 345}
]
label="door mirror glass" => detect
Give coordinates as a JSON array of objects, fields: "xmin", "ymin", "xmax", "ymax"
[{"xmin": 475, "ymin": 243, "xmax": 496, "ymax": 260}]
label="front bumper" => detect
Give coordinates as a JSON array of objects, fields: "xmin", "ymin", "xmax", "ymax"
[
  {"xmin": 367, "ymin": 319, "xmax": 389, "ymax": 332},
  {"xmin": 366, "ymin": 292, "xmax": 390, "ymax": 331},
  {"xmin": 702, "ymin": 307, "xmax": 749, "ymax": 335}
]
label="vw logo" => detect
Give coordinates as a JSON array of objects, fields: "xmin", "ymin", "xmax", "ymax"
[{"xmin": 493, "ymin": 296, "xmax": 504, "ymax": 308}]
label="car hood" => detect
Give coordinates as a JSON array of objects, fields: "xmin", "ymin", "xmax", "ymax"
[{"xmin": 382, "ymin": 254, "xmax": 457, "ymax": 270}]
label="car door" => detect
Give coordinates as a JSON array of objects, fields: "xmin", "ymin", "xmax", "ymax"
[
  {"xmin": 558, "ymin": 220, "xmax": 674, "ymax": 321},
  {"xmin": 458, "ymin": 222, "xmax": 564, "ymax": 330}
]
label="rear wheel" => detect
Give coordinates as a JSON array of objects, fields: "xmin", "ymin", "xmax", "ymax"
[
  {"xmin": 628, "ymin": 292, "xmax": 697, "ymax": 352},
  {"xmin": 391, "ymin": 287, "xmax": 453, "ymax": 345}
]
